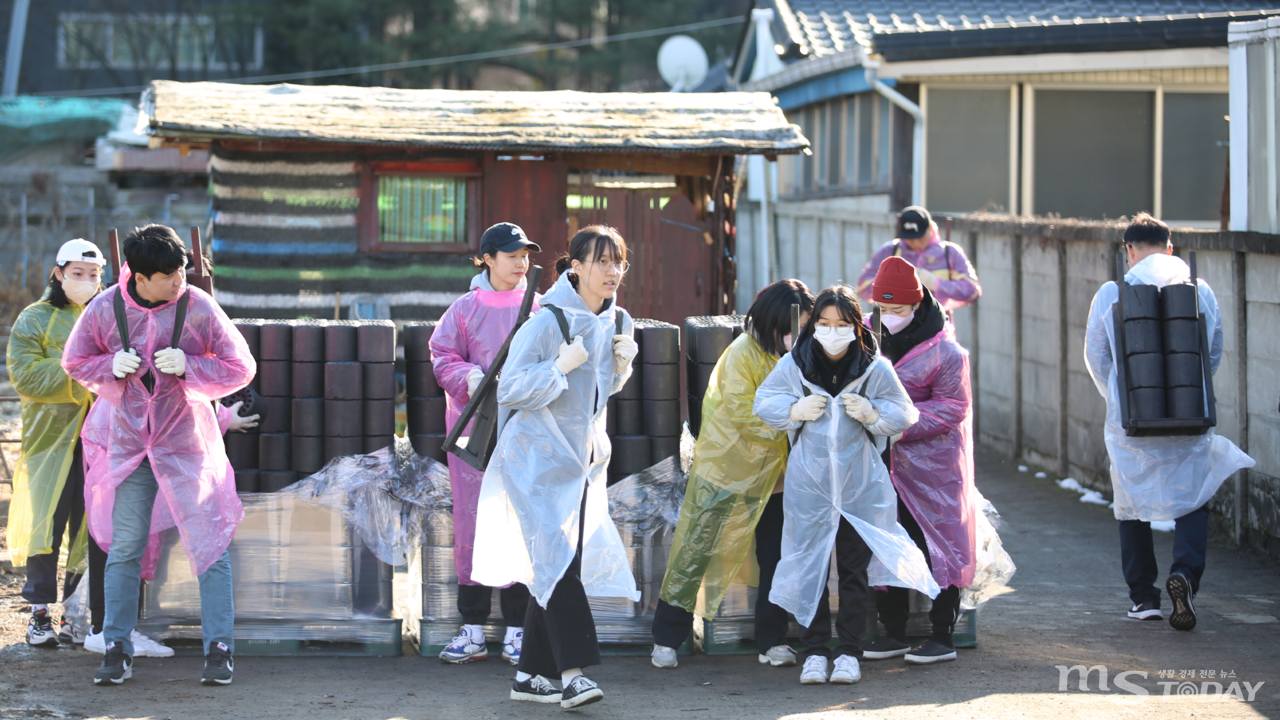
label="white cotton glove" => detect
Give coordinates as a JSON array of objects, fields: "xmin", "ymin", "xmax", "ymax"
[
  {"xmin": 789, "ymin": 394, "xmax": 828, "ymax": 422},
  {"xmin": 154, "ymin": 347, "xmax": 187, "ymax": 376},
  {"xmin": 554, "ymin": 336, "xmax": 589, "ymax": 375},
  {"xmin": 915, "ymin": 266, "xmax": 939, "ymax": 291},
  {"xmin": 112, "ymin": 349, "xmax": 141, "ymax": 378},
  {"xmin": 612, "ymin": 334, "xmax": 638, "ymax": 374},
  {"xmin": 226, "ymin": 401, "xmax": 260, "ymax": 432},
  {"xmin": 466, "ymin": 366, "xmax": 485, "ymax": 397},
  {"xmin": 841, "ymin": 394, "xmax": 880, "ymax": 424}
]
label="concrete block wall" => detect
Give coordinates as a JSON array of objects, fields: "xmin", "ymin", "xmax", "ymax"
[{"xmin": 953, "ymin": 215, "xmax": 1280, "ymax": 554}]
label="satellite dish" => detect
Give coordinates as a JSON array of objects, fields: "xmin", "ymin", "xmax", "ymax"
[{"xmin": 658, "ymin": 35, "xmax": 709, "ymax": 92}]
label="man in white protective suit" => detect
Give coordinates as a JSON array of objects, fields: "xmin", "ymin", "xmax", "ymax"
[{"xmin": 1083, "ymin": 213, "xmax": 1254, "ymax": 632}]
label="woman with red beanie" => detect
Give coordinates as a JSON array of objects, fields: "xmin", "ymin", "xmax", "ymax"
[{"xmin": 861, "ymin": 256, "xmax": 977, "ymax": 665}]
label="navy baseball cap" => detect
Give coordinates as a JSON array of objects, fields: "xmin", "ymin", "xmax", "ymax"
[
  {"xmin": 480, "ymin": 222, "xmax": 541, "ymax": 255},
  {"xmin": 897, "ymin": 206, "xmax": 932, "ymax": 240}
]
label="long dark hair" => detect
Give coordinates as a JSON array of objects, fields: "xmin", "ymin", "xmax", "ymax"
[
  {"xmin": 799, "ymin": 285, "xmax": 876, "ymax": 357},
  {"xmin": 746, "ymin": 279, "xmax": 814, "ymax": 356},
  {"xmin": 554, "ymin": 225, "xmax": 627, "ymax": 290},
  {"xmin": 45, "ymin": 269, "xmax": 71, "ymax": 309}
]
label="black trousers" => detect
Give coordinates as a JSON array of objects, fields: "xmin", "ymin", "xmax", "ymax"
[
  {"xmin": 457, "ymin": 582, "xmax": 531, "ymax": 627},
  {"xmin": 800, "ymin": 516, "xmax": 873, "ymax": 659},
  {"xmin": 651, "ymin": 492, "xmax": 790, "ymax": 652},
  {"xmin": 21, "ymin": 441, "xmax": 85, "ymax": 605},
  {"xmin": 875, "ymin": 497, "xmax": 962, "ymax": 646},
  {"xmin": 1118, "ymin": 504, "xmax": 1208, "ymax": 605},
  {"xmin": 88, "ymin": 535, "xmax": 108, "ymax": 633},
  {"xmin": 517, "ymin": 488, "xmax": 601, "ymax": 677}
]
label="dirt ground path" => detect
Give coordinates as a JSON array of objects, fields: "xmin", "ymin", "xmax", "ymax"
[{"xmin": 0, "ymin": 449, "xmax": 1276, "ymax": 720}]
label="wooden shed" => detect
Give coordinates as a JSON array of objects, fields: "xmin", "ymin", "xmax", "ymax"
[{"xmin": 140, "ymin": 80, "xmax": 807, "ymax": 327}]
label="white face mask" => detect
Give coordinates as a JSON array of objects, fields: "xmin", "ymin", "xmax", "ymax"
[
  {"xmin": 62, "ymin": 278, "xmax": 100, "ymax": 306},
  {"xmin": 880, "ymin": 312, "xmax": 915, "ymax": 334},
  {"xmin": 814, "ymin": 325, "xmax": 855, "ymax": 354}
]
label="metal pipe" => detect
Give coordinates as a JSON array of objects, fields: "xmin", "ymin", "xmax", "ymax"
[
  {"xmin": 2, "ymin": 0, "xmax": 29, "ymax": 97},
  {"xmin": 865, "ymin": 66, "xmax": 923, "ymax": 207}
]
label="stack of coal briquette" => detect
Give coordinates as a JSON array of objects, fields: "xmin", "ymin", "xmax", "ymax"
[
  {"xmin": 224, "ymin": 318, "xmax": 399, "ymax": 493},
  {"xmin": 1121, "ymin": 282, "xmax": 1208, "ymax": 420},
  {"xmin": 402, "ymin": 321, "xmax": 448, "ymax": 462},
  {"xmin": 683, "ymin": 315, "xmax": 745, "ymax": 438},
  {"xmin": 606, "ymin": 319, "xmax": 682, "ymax": 484}
]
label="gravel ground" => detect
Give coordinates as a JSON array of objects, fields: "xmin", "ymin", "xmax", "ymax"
[{"xmin": 0, "ymin": 448, "xmax": 1276, "ymax": 720}]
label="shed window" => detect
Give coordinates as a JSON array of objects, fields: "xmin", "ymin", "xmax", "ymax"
[
  {"xmin": 378, "ymin": 175, "xmax": 467, "ymax": 245},
  {"xmin": 360, "ymin": 161, "xmax": 481, "ymax": 253}
]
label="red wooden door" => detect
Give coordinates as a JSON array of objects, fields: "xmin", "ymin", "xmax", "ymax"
[{"xmin": 482, "ymin": 155, "xmax": 569, "ymax": 291}]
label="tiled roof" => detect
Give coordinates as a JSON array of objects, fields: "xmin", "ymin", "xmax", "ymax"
[{"xmin": 771, "ymin": 0, "xmax": 1278, "ymax": 56}]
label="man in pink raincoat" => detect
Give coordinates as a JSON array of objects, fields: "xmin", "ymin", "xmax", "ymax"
[
  {"xmin": 62, "ymin": 225, "xmax": 254, "ymax": 687},
  {"xmin": 855, "ymin": 206, "xmax": 981, "ymax": 312},
  {"xmin": 860, "ymin": 256, "xmax": 977, "ymax": 666},
  {"xmin": 429, "ymin": 222, "xmax": 540, "ymax": 666}
]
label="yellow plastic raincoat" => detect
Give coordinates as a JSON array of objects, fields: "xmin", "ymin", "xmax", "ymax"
[
  {"xmin": 6, "ymin": 291, "xmax": 92, "ymax": 569},
  {"xmin": 659, "ymin": 333, "xmax": 788, "ymax": 620}
]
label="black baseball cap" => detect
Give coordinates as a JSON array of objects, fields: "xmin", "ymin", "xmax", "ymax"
[
  {"xmin": 897, "ymin": 206, "xmax": 932, "ymax": 240},
  {"xmin": 480, "ymin": 222, "xmax": 541, "ymax": 256}
]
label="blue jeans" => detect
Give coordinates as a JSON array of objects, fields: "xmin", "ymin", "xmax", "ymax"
[
  {"xmin": 104, "ymin": 459, "xmax": 234, "ymax": 656},
  {"xmin": 1118, "ymin": 505, "xmax": 1209, "ymax": 606}
]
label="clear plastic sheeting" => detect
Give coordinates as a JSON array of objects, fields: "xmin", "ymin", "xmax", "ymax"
[
  {"xmin": 961, "ymin": 490, "xmax": 1017, "ymax": 611},
  {"xmin": 280, "ymin": 435, "xmax": 452, "ymax": 567}
]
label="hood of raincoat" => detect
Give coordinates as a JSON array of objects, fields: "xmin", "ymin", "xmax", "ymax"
[
  {"xmin": 887, "ymin": 322, "xmax": 977, "ymax": 590},
  {"xmin": 61, "ymin": 264, "xmax": 255, "ymax": 578},
  {"xmin": 471, "ymin": 272, "xmax": 639, "ymax": 606},
  {"xmin": 430, "ymin": 270, "xmax": 540, "ymax": 586},
  {"xmin": 661, "ymin": 333, "xmax": 788, "ymax": 619},
  {"xmin": 753, "ymin": 351, "xmax": 937, "ymax": 627},
  {"xmin": 5, "ymin": 295, "xmax": 92, "ymax": 568},
  {"xmin": 1083, "ymin": 261, "xmax": 1253, "ymax": 521}
]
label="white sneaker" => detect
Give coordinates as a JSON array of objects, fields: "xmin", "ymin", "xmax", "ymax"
[
  {"xmin": 651, "ymin": 645, "xmax": 679, "ymax": 669},
  {"xmin": 800, "ymin": 655, "xmax": 829, "ymax": 684},
  {"xmin": 439, "ymin": 626, "xmax": 488, "ymax": 664},
  {"xmin": 830, "ymin": 654, "xmax": 862, "ymax": 684},
  {"xmin": 84, "ymin": 631, "xmax": 106, "ymax": 654},
  {"xmin": 26, "ymin": 610, "xmax": 58, "ymax": 647},
  {"xmin": 84, "ymin": 630, "xmax": 174, "ymax": 657},
  {"xmin": 132, "ymin": 630, "xmax": 174, "ymax": 658},
  {"xmin": 502, "ymin": 628, "xmax": 522, "ymax": 666},
  {"xmin": 758, "ymin": 645, "xmax": 797, "ymax": 667}
]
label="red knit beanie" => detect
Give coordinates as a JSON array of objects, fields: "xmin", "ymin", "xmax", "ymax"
[{"xmin": 872, "ymin": 256, "xmax": 923, "ymax": 304}]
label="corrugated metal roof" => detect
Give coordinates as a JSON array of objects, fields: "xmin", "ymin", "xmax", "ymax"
[{"xmin": 144, "ymin": 80, "xmax": 808, "ymax": 155}]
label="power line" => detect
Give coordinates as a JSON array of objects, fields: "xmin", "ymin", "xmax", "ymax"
[{"xmin": 41, "ymin": 16, "xmax": 746, "ymax": 98}]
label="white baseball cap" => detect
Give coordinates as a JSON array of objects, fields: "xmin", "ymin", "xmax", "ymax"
[{"xmin": 56, "ymin": 238, "xmax": 106, "ymax": 267}]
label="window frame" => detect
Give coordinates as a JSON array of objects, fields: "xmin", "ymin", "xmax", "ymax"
[{"xmin": 359, "ymin": 160, "xmax": 483, "ymax": 254}]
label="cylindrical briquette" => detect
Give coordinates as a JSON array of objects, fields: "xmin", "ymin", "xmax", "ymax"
[
  {"xmin": 650, "ymin": 435, "xmax": 681, "ymax": 466},
  {"xmin": 1162, "ymin": 318, "xmax": 1200, "ymax": 354},
  {"xmin": 323, "ymin": 436, "xmax": 365, "ymax": 464},
  {"xmin": 1122, "ymin": 319, "xmax": 1162, "ymax": 355},
  {"xmin": 258, "ymin": 361, "xmax": 292, "ymax": 397},
  {"xmin": 405, "ymin": 362, "xmax": 442, "ymax": 398},
  {"xmin": 363, "ymin": 362, "xmax": 397, "ymax": 400},
  {"xmin": 225, "ymin": 431, "xmax": 259, "ymax": 470},
  {"xmin": 363, "ymin": 399, "xmax": 396, "ymax": 437},
  {"xmin": 695, "ymin": 363, "xmax": 717, "ymax": 395},
  {"xmin": 1159, "ymin": 283, "xmax": 1199, "ymax": 320},
  {"xmin": 694, "ymin": 326, "xmax": 735, "ymax": 364},
  {"xmin": 291, "ymin": 321, "xmax": 327, "ymax": 362},
  {"xmin": 324, "ymin": 399, "xmax": 364, "ymax": 437},
  {"xmin": 357, "ymin": 321, "xmax": 396, "ymax": 363},
  {"xmin": 259, "ymin": 470, "xmax": 298, "ymax": 493},
  {"xmin": 614, "ymin": 399, "xmax": 643, "ymax": 436},
  {"xmin": 1166, "ymin": 386, "xmax": 1205, "ymax": 419},
  {"xmin": 1128, "ymin": 388, "xmax": 1166, "ymax": 420},
  {"xmin": 401, "ymin": 322, "xmax": 437, "ymax": 363},
  {"xmin": 325, "ymin": 321, "xmax": 358, "ymax": 362},
  {"xmin": 291, "ymin": 361, "xmax": 324, "ymax": 398},
  {"xmin": 615, "ymin": 371, "xmax": 642, "ymax": 400},
  {"xmin": 407, "ymin": 396, "xmax": 448, "ymax": 435},
  {"xmin": 410, "ymin": 433, "xmax": 447, "ymax": 462},
  {"xmin": 1124, "ymin": 353, "xmax": 1165, "ymax": 389},
  {"xmin": 259, "ymin": 395, "xmax": 292, "ymax": 434},
  {"xmin": 609, "ymin": 435, "xmax": 651, "ymax": 476},
  {"xmin": 1120, "ymin": 284, "xmax": 1160, "ymax": 320},
  {"xmin": 292, "ymin": 398, "xmax": 324, "ymax": 437},
  {"xmin": 234, "ymin": 322, "xmax": 261, "ymax": 359},
  {"xmin": 325, "ymin": 362, "xmax": 364, "ymax": 400},
  {"xmin": 639, "ymin": 324, "xmax": 680, "ymax": 364},
  {"xmin": 258, "ymin": 432, "xmax": 292, "ymax": 471},
  {"xmin": 258, "ymin": 322, "xmax": 292, "ymax": 361},
  {"xmin": 292, "ymin": 435, "xmax": 325, "ymax": 474},
  {"xmin": 1164, "ymin": 352, "xmax": 1203, "ymax": 388},
  {"xmin": 364, "ymin": 435, "xmax": 395, "ymax": 454},
  {"xmin": 641, "ymin": 363, "xmax": 680, "ymax": 400},
  {"xmin": 642, "ymin": 399, "xmax": 682, "ymax": 437},
  {"xmin": 234, "ymin": 469, "xmax": 260, "ymax": 494}
]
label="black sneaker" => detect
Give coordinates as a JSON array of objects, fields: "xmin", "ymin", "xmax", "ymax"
[
  {"xmin": 904, "ymin": 639, "xmax": 957, "ymax": 665},
  {"xmin": 94, "ymin": 643, "xmax": 133, "ymax": 685},
  {"xmin": 201, "ymin": 642, "xmax": 234, "ymax": 685},
  {"xmin": 511, "ymin": 675, "xmax": 562, "ymax": 704},
  {"xmin": 1127, "ymin": 599, "xmax": 1163, "ymax": 621},
  {"xmin": 1166, "ymin": 572, "xmax": 1197, "ymax": 631},
  {"xmin": 861, "ymin": 636, "xmax": 911, "ymax": 660},
  {"xmin": 27, "ymin": 609, "xmax": 58, "ymax": 647},
  {"xmin": 560, "ymin": 675, "xmax": 603, "ymax": 710}
]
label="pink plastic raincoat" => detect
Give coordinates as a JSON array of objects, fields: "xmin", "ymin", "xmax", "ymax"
[
  {"xmin": 887, "ymin": 323, "xmax": 977, "ymax": 590},
  {"xmin": 856, "ymin": 232, "xmax": 981, "ymax": 311},
  {"xmin": 62, "ymin": 266, "xmax": 254, "ymax": 578},
  {"xmin": 430, "ymin": 271, "xmax": 540, "ymax": 585}
]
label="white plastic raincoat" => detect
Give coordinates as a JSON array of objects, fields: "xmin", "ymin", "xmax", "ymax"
[
  {"xmin": 471, "ymin": 273, "xmax": 640, "ymax": 607},
  {"xmin": 1084, "ymin": 253, "xmax": 1254, "ymax": 521},
  {"xmin": 754, "ymin": 342, "xmax": 939, "ymax": 628}
]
